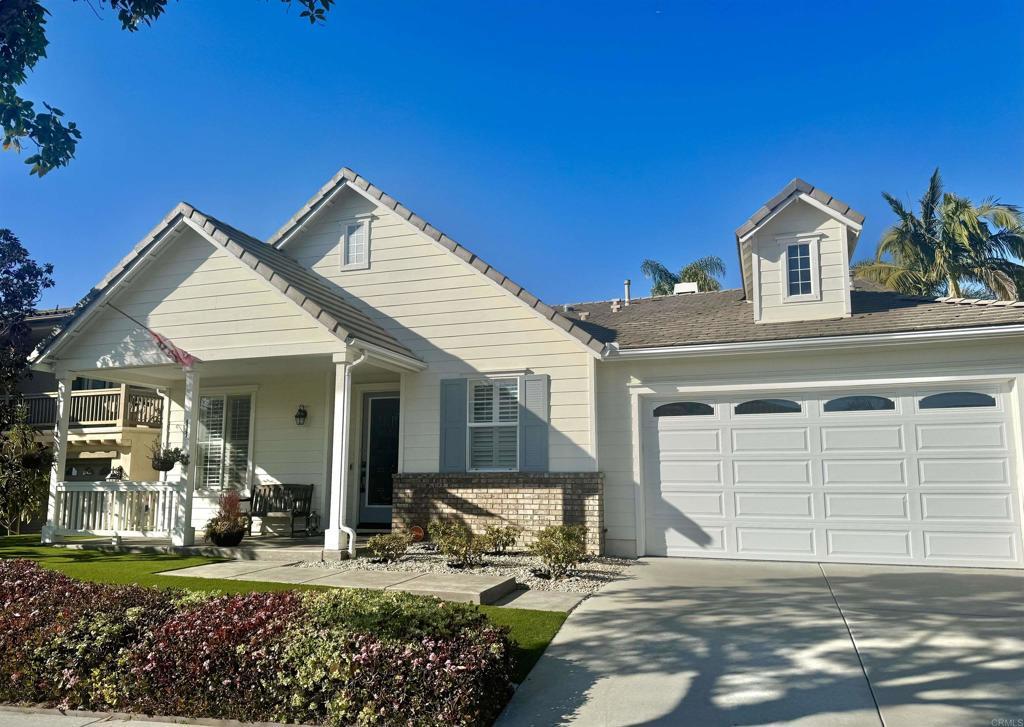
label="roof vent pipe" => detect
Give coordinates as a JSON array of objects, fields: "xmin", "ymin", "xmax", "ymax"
[{"xmin": 624, "ymin": 279, "xmax": 631, "ymax": 305}]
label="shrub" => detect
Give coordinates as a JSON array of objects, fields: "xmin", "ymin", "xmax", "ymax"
[
  {"xmin": 530, "ymin": 524, "xmax": 588, "ymax": 578},
  {"xmin": 279, "ymin": 589, "xmax": 512, "ymax": 725},
  {"xmin": 0, "ymin": 559, "xmax": 177, "ymax": 708},
  {"xmin": 429, "ymin": 520, "xmax": 486, "ymax": 567},
  {"xmin": 125, "ymin": 590, "xmax": 302, "ymax": 721},
  {"xmin": 366, "ymin": 531, "xmax": 412, "ymax": 562},
  {"xmin": 482, "ymin": 523, "xmax": 520, "ymax": 554},
  {"xmin": 0, "ymin": 560, "xmax": 513, "ymax": 726}
]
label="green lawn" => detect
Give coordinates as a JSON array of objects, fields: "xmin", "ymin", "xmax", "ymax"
[{"xmin": 0, "ymin": 535, "xmax": 565, "ymax": 682}]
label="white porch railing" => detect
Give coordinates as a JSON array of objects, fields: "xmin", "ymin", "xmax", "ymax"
[{"xmin": 52, "ymin": 481, "xmax": 178, "ymax": 538}]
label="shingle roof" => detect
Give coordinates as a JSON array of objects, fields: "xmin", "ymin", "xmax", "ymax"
[
  {"xmin": 35, "ymin": 204, "xmax": 417, "ymax": 363},
  {"xmin": 735, "ymin": 178, "xmax": 866, "ymax": 299},
  {"xmin": 563, "ymin": 286, "xmax": 1024, "ymax": 351},
  {"xmin": 269, "ymin": 167, "xmax": 606, "ymax": 355}
]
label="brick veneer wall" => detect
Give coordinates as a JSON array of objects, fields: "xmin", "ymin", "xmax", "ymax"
[{"xmin": 392, "ymin": 472, "xmax": 605, "ymax": 555}]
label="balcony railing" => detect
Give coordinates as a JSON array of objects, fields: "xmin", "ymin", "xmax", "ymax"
[
  {"xmin": 24, "ymin": 385, "xmax": 163, "ymax": 429},
  {"xmin": 52, "ymin": 480, "xmax": 177, "ymax": 537}
]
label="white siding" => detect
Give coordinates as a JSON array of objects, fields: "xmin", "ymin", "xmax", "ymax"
[
  {"xmin": 163, "ymin": 369, "xmax": 332, "ymax": 530},
  {"xmin": 596, "ymin": 337, "xmax": 1024, "ymax": 558},
  {"xmin": 58, "ymin": 229, "xmax": 342, "ymax": 371},
  {"xmin": 283, "ymin": 188, "xmax": 597, "ymax": 472},
  {"xmin": 752, "ymin": 200, "xmax": 850, "ymax": 323}
]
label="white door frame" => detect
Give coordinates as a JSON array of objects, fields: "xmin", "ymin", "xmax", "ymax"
[{"xmin": 631, "ymin": 371, "xmax": 1023, "ymax": 559}]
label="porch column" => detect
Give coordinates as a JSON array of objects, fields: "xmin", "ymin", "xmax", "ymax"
[
  {"xmin": 324, "ymin": 356, "xmax": 353, "ymax": 552},
  {"xmin": 41, "ymin": 370, "xmax": 73, "ymax": 544},
  {"xmin": 172, "ymin": 367, "xmax": 200, "ymax": 546}
]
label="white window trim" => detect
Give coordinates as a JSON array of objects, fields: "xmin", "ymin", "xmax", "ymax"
[
  {"xmin": 194, "ymin": 389, "xmax": 257, "ymax": 495},
  {"xmin": 340, "ymin": 215, "xmax": 373, "ymax": 271},
  {"xmin": 466, "ymin": 375, "xmax": 522, "ymax": 473},
  {"xmin": 780, "ymin": 235, "xmax": 822, "ymax": 302}
]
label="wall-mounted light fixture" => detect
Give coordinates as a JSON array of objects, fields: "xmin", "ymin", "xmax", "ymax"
[{"xmin": 294, "ymin": 405, "xmax": 308, "ymax": 426}]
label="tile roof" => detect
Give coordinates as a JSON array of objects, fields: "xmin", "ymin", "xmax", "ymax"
[
  {"xmin": 35, "ymin": 204, "xmax": 417, "ymax": 363},
  {"xmin": 269, "ymin": 167, "xmax": 606, "ymax": 355},
  {"xmin": 734, "ymin": 178, "xmax": 866, "ymax": 298},
  {"xmin": 562, "ymin": 285, "xmax": 1024, "ymax": 351}
]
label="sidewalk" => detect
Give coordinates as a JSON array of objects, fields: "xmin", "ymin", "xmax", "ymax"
[{"xmin": 160, "ymin": 560, "xmax": 584, "ymax": 611}]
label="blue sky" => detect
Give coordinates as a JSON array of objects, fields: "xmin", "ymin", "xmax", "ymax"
[{"xmin": 3, "ymin": 0, "xmax": 1023, "ymax": 309}]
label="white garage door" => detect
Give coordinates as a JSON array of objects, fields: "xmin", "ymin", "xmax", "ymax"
[{"xmin": 643, "ymin": 384, "xmax": 1024, "ymax": 567}]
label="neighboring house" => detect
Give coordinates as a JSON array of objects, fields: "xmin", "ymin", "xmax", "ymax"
[
  {"xmin": 31, "ymin": 171, "xmax": 1024, "ymax": 568},
  {"xmin": 21, "ymin": 308, "xmax": 163, "ymax": 483}
]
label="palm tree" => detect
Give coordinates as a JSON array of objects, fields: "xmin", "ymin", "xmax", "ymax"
[
  {"xmin": 641, "ymin": 255, "xmax": 726, "ymax": 295},
  {"xmin": 854, "ymin": 169, "xmax": 1024, "ymax": 299}
]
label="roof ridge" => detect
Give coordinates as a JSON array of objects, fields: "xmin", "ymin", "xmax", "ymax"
[
  {"xmin": 268, "ymin": 166, "xmax": 606, "ymax": 355},
  {"xmin": 935, "ymin": 295, "xmax": 1024, "ymax": 308}
]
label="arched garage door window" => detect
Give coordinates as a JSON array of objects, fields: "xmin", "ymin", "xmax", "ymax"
[
  {"xmin": 920, "ymin": 391, "xmax": 996, "ymax": 409},
  {"xmin": 824, "ymin": 395, "xmax": 895, "ymax": 412},
  {"xmin": 734, "ymin": 399, "xmax": 801, "ymax": 415},
  {"xmin": 654, "ymin": 402, "xmax": 714, "ymax": 417}
]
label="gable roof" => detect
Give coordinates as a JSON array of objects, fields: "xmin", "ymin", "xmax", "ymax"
[
  {"xmin": 563, "ymin": 283, "xmax": 1024, "ymax": 351},
  {"xmin": 269, "ymin": 167, "xmax": 607, "ymax": 355},
  {"xmin": 734, "ymin": 178, "xmax": 866, "ymax": 299},
  {"xmin": 34, "ymin": 203, "xmax": 417, "ymax": 365}
]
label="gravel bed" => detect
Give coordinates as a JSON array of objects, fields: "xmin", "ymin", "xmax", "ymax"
[{"xmin": 298, "ymin": 544, "xmax": 632, "ymax": 594}]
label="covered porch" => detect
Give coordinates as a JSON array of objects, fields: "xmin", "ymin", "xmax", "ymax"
[{"xmin": 40, "ymin": 349, "xmax": 418, "ymax": 557}]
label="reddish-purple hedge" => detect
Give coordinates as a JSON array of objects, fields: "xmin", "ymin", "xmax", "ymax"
[{"xmin": 0, "ymin": 560, "xmax": 513, "ymax": 725}]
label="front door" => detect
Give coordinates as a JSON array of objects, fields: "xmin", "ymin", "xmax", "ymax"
[{"xmin": 359, "ymin": 394, "xmax": 400, "ymax": 526}]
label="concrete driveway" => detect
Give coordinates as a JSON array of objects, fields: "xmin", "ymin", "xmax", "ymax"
[{"xmin": 498, "ymin": 558, "xmax": 1024, "ymax": 727}]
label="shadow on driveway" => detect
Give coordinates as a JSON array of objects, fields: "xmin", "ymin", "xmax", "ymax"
[{"xmin": 497, "ymin": 558, "xmax": 1024, "ymax": 727}]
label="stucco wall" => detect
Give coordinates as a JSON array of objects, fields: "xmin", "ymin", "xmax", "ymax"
[{"xmin": 595, "ymin": 336, "xmax": 1024, "ymax": 558}]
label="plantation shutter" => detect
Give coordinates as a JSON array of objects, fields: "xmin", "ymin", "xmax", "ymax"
[
  {"xmin": 519, "ymin": 374, "xmax": 550, "ymax": 472},
  {"xmin": 439, "ymin": 378, "xmax": 467, "ymax": 473},
  {"xmin": 196, "ymin": 396, "xmax": 225, "ymax": 489},
  {"xmin": 223, "ymin": 395, "xmax": 252, "ymax": 489},
  {"xmin": 196, "ymin": 394, "xmax": 252, "ymax": 490}
]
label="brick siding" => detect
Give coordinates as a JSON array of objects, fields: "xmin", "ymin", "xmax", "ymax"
[{"xmin": 392, "ymin": 472, "xmax": 605, "ymax": 555}]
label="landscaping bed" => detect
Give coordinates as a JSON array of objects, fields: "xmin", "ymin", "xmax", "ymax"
[
  {"xmin": 302, "ymin": 543, "xmax": 632, "ymax": 594},
  {"xmin": 0, "ymin": 558, "xmax": 513, "ymax": 725}
]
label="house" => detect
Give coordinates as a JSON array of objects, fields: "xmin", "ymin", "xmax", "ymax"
[
  {"xmin": 21, "ymin": 308, "xmax": 163, "ymax": 483},
  {"xmin": 32, "ymin": 171, "xmax": 1024, "ymax": 568}
]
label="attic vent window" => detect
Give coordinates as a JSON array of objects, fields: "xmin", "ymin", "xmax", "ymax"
[{"xmin": 341, "ymin": 217, "xmax": 371, "ymax": 270}]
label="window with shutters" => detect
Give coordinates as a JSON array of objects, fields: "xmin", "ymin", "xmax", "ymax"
[
  {"xmin": 467, "ymin": 378, "xmax": 519, "ymax": 471},
  {"xmin": 196, "ymin": 393, "xmax": 253, "ymax": 490},
  {"xmin": 341, "ymin": 217, "xmax": 371, "ymax": 270}
]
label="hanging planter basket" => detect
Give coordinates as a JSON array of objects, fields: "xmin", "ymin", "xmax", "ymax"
[{"xmin": 150, "ymin": 445, "xmax": 189, "ymax": 472}]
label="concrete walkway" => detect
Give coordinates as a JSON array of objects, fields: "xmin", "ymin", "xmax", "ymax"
[
  {"xmin": 498, "ymin": 558, "xmax": 1024, "ymax": 726},
  {"xmin": 160, "ymin": 560, "xmax": 584, "ymax": 610}
]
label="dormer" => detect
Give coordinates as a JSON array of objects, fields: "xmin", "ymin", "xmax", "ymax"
[{"xmin": 735, "ymin": 179, "xmax": 865, "ymax": 324}]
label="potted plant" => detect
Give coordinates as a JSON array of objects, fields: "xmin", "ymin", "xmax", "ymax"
[
  {"xmin": 150, "ymin": 442, "xmax": 189, "ymax": 472},
  {"xmin": 204, "ymin": 490, "xmax": 247, "ymax": 547}
]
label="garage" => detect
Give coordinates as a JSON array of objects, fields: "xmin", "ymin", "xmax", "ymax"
[{"xmin": 642, "ymin": 384, "xmax": 1024, "ymax": 567}]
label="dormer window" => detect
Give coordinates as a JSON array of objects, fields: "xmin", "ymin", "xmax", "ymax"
[
  {"xmin": 787, "ymin": 243, "xmax": 812, "ymax": 295},
  {"xmin": 341, "ymin": 217, "xmax": 371, "ymax": 270},
  {"xmin": 783, "ymin": 238, "xmax": 820, "ymax": 301}
]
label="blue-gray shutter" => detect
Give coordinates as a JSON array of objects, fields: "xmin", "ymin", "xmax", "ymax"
[
  {"xmin": 439, "ymin": 378, "xmax": 468, "ymax": 473},
  {"xmin": 519, "ymin": 374, "xmax": 550, "ymax": 472}
]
